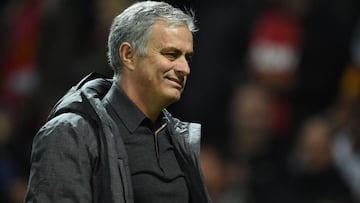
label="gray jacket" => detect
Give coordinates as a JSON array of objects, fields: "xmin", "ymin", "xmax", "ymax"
[{"xmin": 24, "ymin": 73, "xmax": 211, "ymax": 203}]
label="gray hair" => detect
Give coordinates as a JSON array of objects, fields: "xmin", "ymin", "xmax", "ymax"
[{"xmin": 107, "ymin": 1, "xmax": 197, "ymax": 75}]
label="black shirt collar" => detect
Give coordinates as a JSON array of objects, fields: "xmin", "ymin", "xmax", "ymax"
[
  {"xmin": 103, "ymin": 82, "xmax": 146, "ymax": 133},
  {"xmin": 102, "ymin": 82, "xmax": 167, "ymax": 133}
]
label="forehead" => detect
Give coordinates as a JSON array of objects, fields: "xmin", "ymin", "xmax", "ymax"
[{"xmin": 147, "ymin": 20, "xmax": 193, "ymax": 52}]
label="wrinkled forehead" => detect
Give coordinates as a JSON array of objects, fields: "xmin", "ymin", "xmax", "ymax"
[{"xmin": 147, "ymin": 20, "xmax": 193, "ymax": 50}]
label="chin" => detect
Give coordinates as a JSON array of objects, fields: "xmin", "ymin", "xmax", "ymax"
[
  {"xmin": 163, "ymin": 92, "xmax": 182, "ymax": 105},
  {"xmin": 168, "ymin": 94, "xmax": 181, "ymax": 103},
  {"xmin": 159, "ymin": 87, "xmax": 183, "ymax": 105}
]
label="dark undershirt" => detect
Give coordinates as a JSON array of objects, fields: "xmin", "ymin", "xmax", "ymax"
[{"xmin": 102, "ymin": 83, "xmax": 189, "ymax": 203}]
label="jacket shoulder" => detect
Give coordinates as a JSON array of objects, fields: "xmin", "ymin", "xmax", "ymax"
[
  {"xmin": 47, "ymin": 72, "xmax": 112, "ymax": 121},
  {"xmin": 35, "ymin": 112, "xmax": 97, "ymax": 149},
  {"xmin": 26, "ymin": 112, "xmax": 97, "ymax": 202}
]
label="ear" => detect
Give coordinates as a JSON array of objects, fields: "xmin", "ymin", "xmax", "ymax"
[{"xmin": 119, "ymin": 42, "xmax": 136, "ymax": 71}]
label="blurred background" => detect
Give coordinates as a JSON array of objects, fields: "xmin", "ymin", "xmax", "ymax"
[{"xmin": 1, "ymin": 0, "xmax": 360, "ymax": 202}]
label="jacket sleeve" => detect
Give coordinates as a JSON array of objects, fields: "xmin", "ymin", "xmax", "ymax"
[{"xmin": 24, "ymin": 113, "xmax": 98, "ymax": 203}]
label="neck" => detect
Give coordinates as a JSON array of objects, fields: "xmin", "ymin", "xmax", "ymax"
[{"xmin": 117, "ymin": 77, "xmax": 164, "ymax": 122}]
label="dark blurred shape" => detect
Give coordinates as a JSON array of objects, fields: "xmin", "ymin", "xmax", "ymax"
[
  {"xmin": 228, "ymin": 81, "xmax": 273, "ymax": 160},
  {"xmin": 287, "ymin": 116, "xmax": 355, "ymax": 203},
  {"xmin": 220, "ymin": 80, "xmax": 292, "ymax": 203},
  {"xmin": 328, "ymin": 16, "xmax": 360, "ymax": 202},
  {"xmin": 200, "ymin": 144, "xmax": 227, "ymax": 202},
  {"xmin": 330, "ymin": 101, "xmax": 360, "ymax": 201}
]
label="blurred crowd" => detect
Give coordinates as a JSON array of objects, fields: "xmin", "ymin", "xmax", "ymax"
[{"xmin": 1, "ymin": 0, "xmax": 360, "ymax": 202}]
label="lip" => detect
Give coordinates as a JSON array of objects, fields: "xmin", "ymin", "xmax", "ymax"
[{"xmin": 165, "ymin": 76, "xmax": 183, "ymax": 89}]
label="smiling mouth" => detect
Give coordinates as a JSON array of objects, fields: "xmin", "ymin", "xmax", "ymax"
[{"xmin": 165, "ymin": 77, "xmax": 183, "ymax": 88}]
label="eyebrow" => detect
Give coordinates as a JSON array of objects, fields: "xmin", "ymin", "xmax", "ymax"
[{"xmin": 160, "ymin": 47, "xmax": 194, "ymax": 56}]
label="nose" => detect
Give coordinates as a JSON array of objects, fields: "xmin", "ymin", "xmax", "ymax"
[{"xmin": 174, "ymin": 56, "xmax": 190, "ymax": 76}]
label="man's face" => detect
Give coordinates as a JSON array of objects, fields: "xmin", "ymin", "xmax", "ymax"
[{"xmin": 133, "ymin": 20, "xmax": 193, "ymax": 106}]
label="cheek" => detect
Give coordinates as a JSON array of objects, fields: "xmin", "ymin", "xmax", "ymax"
[
  {"xmin": 139, "ymin": 58, "xmax": 173, "ymax": 82},
  {"xmin": 154, "ymin": 63, "xmax": 174, "ymax": 82},
  {"xmin": 142, "ymin": 65, "xmax": 166, "ymax": 85},
  {"xmin": 158, "ymin": 61, "xmax": 173, "ymax": 73}
]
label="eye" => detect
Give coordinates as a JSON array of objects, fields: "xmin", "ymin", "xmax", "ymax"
[{"xmin": 164, "ymin": 52, "xmax": 177, "ymax": 61}]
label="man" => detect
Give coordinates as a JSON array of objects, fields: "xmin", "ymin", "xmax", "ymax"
[{"xmin": 24, "ymin": 1, "xmax": 211, "ymax": 203}]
